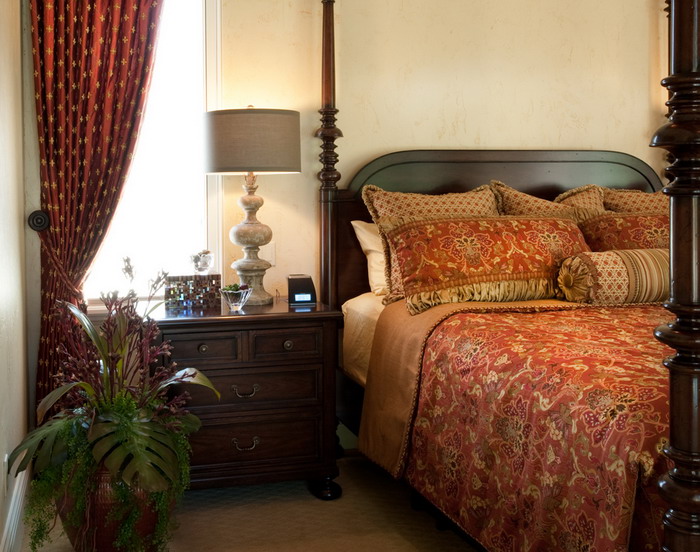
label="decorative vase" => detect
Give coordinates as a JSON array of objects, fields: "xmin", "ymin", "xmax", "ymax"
[
  {"xmin": 191, "ymin": 250, "xmax": 214, "ymax": 274},
  {"xmin": 57, "ymin": 468, "xmax": 162, "ymax": 552}
]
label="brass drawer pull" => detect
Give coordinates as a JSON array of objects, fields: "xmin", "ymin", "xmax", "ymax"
[
  {"xmin": 197, "ymin": 343, "xmax": 209, "ymax": 354},
  {"xmin": 232, "ymin": 436, "xmax": 260, "ymax": 452},
  {"xmin": 232, "ymin": 383, "xmax": 260, "ymax": 398},
  {"xmin": 283, "ymin": 339, "xmax": 294, "ymax": 351}
]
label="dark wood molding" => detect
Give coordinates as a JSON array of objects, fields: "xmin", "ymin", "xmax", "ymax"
[
  {"xmin": 316, "ymin": 0, "xmax": 343, "ymax": 309},
  {"xmin": 650, "ymin": 1, "xmax": 700, "ymax": 549}
]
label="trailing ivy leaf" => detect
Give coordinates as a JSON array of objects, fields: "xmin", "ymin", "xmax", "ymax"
[{"xmin": 178, "ymin": 412, "xmax": 202, "ymax": 434}]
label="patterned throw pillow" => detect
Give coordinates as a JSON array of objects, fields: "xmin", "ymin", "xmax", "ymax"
[
  {"xmin": 602, "ymin": 188, "xmax": 668, "ymax": 214},
  {"xmin": 361, "ymin": 184, "xmax": 500, "ymax": 304},
  {"xmin": 558, "ymin": 248, "xmax": 669, "ymax": 304},
  {"xmin": 579, "ymin": 213, "xmax": 669, "ymax": 251},
  {"xmin": 490, "ymin": 180, "xmax": 578, "ymax": 218},
  {"xmin": 553, "ymin": 184, "xmax": 608, "ymax": 221},
  {"xmin": 376, "ymin": 215, "xmax": 590, "ymax": 315}
]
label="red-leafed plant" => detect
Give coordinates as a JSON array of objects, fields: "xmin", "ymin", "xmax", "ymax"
[{"xmin": 8, "ymin": 266, "xmax": 219, "ymax": 551}]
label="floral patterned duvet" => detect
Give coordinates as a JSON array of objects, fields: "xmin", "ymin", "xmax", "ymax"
[{"xmin": 401, "ymin": 304, "xmax": 672, "ymax": 551}]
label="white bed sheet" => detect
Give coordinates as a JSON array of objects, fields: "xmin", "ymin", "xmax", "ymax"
[{"xmin": 341, "ymin": 292, "xmax": 385, "ymax": 387}]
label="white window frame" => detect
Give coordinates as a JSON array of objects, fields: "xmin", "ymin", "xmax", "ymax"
[
  {"xmin": 86, "ymin": 0, "xmax": 222, "ymax": 309},
  {"xmin": 205, "ymin": 0, "xmax": 223, "ymax": 277}
]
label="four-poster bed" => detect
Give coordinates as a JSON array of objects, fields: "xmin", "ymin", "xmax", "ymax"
[{"xmin": 316, "ymin": 1, "xmax": 700, "ymax": 550}]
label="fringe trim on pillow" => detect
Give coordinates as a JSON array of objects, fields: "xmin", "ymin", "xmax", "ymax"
[
  {"xmin": 405, "ymin": 278, "xmax": 558, "ymax": 315},
  {"xmin": 553, "ymin": 184, "xmax": 603, "ymax": 203}
]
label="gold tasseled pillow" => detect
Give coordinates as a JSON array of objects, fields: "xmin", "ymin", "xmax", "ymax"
[
  {"xmin": 361, "ymin": 184, "xmax": 500, "ymax": 304},
  {"xmin": 558, "ymin": 248, "xmax": 669, "ymax": 304},
  {"xmin": 375, "ymin": 215, "xmax": 590, "ymax": 315}
]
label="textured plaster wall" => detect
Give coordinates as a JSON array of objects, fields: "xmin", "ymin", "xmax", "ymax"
[
  {"xmin": 0, "ymin": 0, "xmax": 28, "ymax": 542},
  {"xmin": 220, "ymin": 0, "xmax": 667, "ymax": 296}
]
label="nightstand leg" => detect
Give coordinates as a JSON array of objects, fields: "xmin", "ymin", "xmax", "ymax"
[{"xmin": 308, "ymin": 476, "xmax": 342, "ymax": 500}]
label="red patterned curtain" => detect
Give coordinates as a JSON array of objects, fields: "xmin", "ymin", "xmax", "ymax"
[{"xmin": 30, "ymin": 0, "xmax": 165, "ymax": 403}]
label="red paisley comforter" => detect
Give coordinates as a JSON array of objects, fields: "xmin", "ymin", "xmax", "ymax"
[{"xmin": 359, "ymin": 301, "xmax": 672, "ymax": 552}]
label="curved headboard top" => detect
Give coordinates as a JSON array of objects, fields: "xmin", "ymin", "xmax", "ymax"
[
  {"xmin": 343, "ymin": 149, "xmax": 662, "ymax": 198},
  {"xmin": 331, "ymin": 149, "xmax": 663, "ymax": 307}
]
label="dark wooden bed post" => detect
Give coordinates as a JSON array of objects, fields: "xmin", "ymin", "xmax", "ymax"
[
  {"xmin": 651, "ymin": 1, "xmax": 700, "ymax": 549},
  {"xmin": 316, "ymin": 0, "xmax": 342, "ymax": 309}
]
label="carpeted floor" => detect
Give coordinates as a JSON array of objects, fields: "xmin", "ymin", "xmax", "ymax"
[{"xmin": 22, "ymin": 453, "xmax": 483, "ymax": 551}]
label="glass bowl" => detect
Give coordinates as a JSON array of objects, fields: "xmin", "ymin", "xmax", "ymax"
[{"xmin": 220, "ymin": 288, "xmax": 253, "ymax": 313}]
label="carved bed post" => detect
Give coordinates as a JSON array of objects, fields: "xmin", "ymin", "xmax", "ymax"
[
  {"xmin": 650, "ymin": 1, "xmax": 700, "ymax": 549},
  {"xmin": 316, "ymin": 0, "xmax": 342, "ymax": 309}
]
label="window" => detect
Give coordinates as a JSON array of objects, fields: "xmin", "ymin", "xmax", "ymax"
[{"xmin": 83, "ymin": 0, "xmax": 219, "ymax": 300}]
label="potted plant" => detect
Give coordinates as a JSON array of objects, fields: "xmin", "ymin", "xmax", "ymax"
[
  {"xmin": 220, "ymin": 283, "xmax": 252, "ymax": 313},
  {"xmin": 8, "ymin": 270, "xmax": 219, "ymax": 551}
]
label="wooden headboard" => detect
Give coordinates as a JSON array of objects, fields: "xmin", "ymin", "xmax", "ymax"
[{"xmin": 331, "ymin": 148, "xmax": 662, "ymax": 308}]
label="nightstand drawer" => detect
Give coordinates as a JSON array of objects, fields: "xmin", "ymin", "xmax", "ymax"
[
  {"xmin": 189, "ymin": 416, "xmax": 319, "ymax": 466},
  {"xmin": 250, "ymin": 327, "xmax": 322, "ymax": 361},
  {"xmin": 185, "ymin": 366, "xmax": 321, "ymax": 408},
  {"xmin": 156, "ymin": 301, "xmax": 341, "ymax": 494},
  {"xmin": 167, "ymin": 331, "xmax": 243, "ymax": 364}
]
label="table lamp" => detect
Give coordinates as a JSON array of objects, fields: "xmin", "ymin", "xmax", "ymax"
[{"xmin": 205, "ymin": 107, "xmax": 301, "ymax": 305}]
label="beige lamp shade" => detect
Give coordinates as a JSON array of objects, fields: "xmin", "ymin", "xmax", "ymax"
[{"xmin": 205, "ymin": 108, "xmax": 301, "ymax": 174}]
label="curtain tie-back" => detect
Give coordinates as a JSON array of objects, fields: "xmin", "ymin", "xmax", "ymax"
[{"xmin": 39, "ymin": 235, "xmax": 83, "ymax": 302}]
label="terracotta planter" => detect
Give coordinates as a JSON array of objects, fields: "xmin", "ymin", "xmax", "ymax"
[{"xmin": 57, "ymin": 468, "xmax": 162, "ymax": 552}]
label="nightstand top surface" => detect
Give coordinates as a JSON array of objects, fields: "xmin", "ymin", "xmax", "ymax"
[{"xmin": 154, "ymin": 296, "xmax": 341, "ymax": 327}]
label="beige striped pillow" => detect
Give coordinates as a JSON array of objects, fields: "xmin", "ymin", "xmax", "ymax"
[{"xmin": 557, "ymin": 248, "xmax": 669, "ymax": 304}]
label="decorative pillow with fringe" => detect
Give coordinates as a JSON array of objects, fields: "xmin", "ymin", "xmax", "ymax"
[
  {"xmin": 578, "ymin": 213, "xmax": 669, "ymax": 251},
  {"xmin": 602, "ymin": 188, "xmax": 668, "ymax": 214},
  {"xmin": 376, "ymin": 215, "xmax": 590, "ymax": 315},
  {"xmin": 361, "ymin": 184, "xmax": 500, "ymax": 304},
  {"xmin": 490, "ymin": 181, "xmax": 610, "ymax": 222},
  {"xmin": 552, "ymin": 184, "xmax": 608, "ymax": 221},
  {"xmin": 558, "ymin": 248, "xmax": 669, "ymax": 304}
]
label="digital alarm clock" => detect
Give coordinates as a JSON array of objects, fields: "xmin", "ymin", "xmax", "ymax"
[{"xmin": 287, "ymin": 274, "xmax": 317, "ymax": 306}]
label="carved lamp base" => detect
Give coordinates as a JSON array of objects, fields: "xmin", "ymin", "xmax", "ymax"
[
  {"xmin": 231, "ymin": 255, "xmax": 272, "ymax": 306},
  {"xmin": 229, "ymin": 173, "xmax": 274, "ymax": 306}
]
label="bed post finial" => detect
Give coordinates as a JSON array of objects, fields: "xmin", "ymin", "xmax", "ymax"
[
  {"xmin": 316, "ymin": 0, "xmax": 343, "ymax": 308},
  {"xmin": 650, "ymin": 0, "xmax": 700, "ymax": 549}
]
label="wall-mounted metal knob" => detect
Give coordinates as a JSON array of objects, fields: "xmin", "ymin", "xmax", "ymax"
[{"xmin": 27, "ymin": 210, "xmax": 50, "ymax": 232}]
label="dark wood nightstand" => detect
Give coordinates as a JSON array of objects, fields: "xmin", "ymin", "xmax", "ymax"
[{"xmin": 155, "ymin": 297, "xmax": 342, "ymax": 500}]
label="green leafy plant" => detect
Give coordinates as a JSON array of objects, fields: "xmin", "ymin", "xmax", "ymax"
[
  {"xmin": 8, "ymin": 268, "xmax": 219, "ymax": 551},
  {"xmin": 221, "ymin": 283, "xmax": 249, "ymax": 292}
]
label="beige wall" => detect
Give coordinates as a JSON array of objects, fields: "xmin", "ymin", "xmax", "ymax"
[
  {"xmin": 219, "ymin": 0, "xmax": 668, "ymax": 295},
  {"xmin": 0, "ymin": 0, "xmax": 29, "ymax": 545},
  {"xmin": 0, "ymin": 0, "xmax": 670, "ymax": 543}
]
